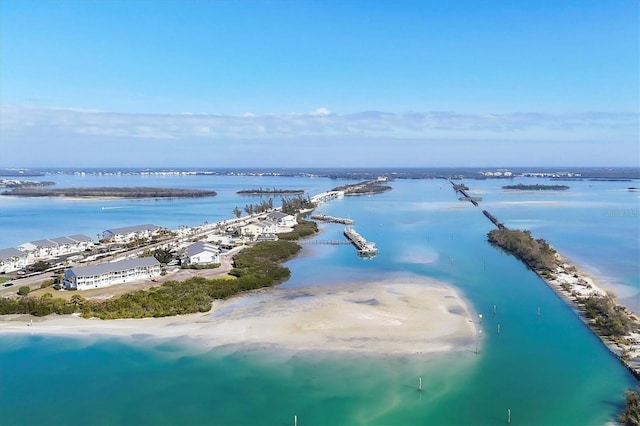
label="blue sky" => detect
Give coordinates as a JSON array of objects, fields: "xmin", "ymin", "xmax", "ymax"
[{"xmin": 0, "ymin": 0, "xmax": 638, "ymax": 168}]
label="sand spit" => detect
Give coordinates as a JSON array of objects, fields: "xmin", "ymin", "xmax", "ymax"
[{"xmin": 0, "ymin": 279, "xmax": 477, "ymax": 355}]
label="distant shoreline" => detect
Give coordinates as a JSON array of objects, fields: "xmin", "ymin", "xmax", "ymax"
[
  {"xmin": 237, "ymin": 189, "xmax": 304, "ymax": 195},
  {"xmin": 1, "ymin": 187, "xmax": 218, "ymax": 199}
]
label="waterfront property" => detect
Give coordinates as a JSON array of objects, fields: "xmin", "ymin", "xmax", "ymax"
[
  {"xmin": 15, "ymin": 234, "xmax": 94, "ymax": 260},
  {"xmin": 63, "ymin": 257, "xmax": 161, "ymax": 290},
  {"xmin": 102, "ymin": 224, "xmax": 161, "ymax": 243},
  {"xmin": 267, "ymin": 211, "xmax": 297, "ymax": 227},
  {"xmin": 183, "ymin": 242, "xmax": 220, "ymax": 265},
  {"xmin": 239, "ymin": 221, "xmax": 278, "ymax": 240},
  {"xmin": 0, "ymin": 248, "xmax": 31, "ymax": 273}
]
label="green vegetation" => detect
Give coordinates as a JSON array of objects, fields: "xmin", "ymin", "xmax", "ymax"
[
  {"xmin": 2, "ymin": 187, "xmax": 217, "ymax": 198},
  {"xmin": 583, "ymin": 293, "xmax": 634, "ymax": 337},
  {"xmin": 332, "ymin": 179, "xmax": 392, "ymax": 195},
  {"xmin": 277, "ymin": 218, "xmax": 319, "ymax": 240},
  {"xmin": 152, "ymin": 248, "xmax": 174, "ymax": 264},
  {"xmin": 241, "ymin": 199, "xmax": 274, "ymax": 216},
  {"xmin": 0, "ymin": 241, "xmax": 301, "ymax": 319},
  {"xmin": 40, "ymin": 279, "xmax": 55, "ymax": 289},
  {"xmin": 229, "ymin": 241, "xmax": 300, "ymax": 282},
  {"xmin": 32, "ymin": 261, "xmax": 52, "ymax": 272},
  {"xmin": 281, "ymin": 195, "xmax": 315, "ymax": 215},
  {"xmin": 182, "ymin": 263, "xmax": 220, "ymax": 270},
  {"xmin": 620, "ymin": 387, "xmax": 640, "ymax": 426},
  {"xmin": 487, "ymin": 228, "xmax": 557, "ymax": 271},
  {"xmin": 17, "ymin": 286, "xmax": 30, "ymax": 296},
  {"xmin": 502, "ymin": 183, "xmax": 570, "ymax": 190}
]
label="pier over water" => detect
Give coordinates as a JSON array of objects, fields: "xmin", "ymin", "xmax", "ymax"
[
  {"xmin": 310, "ymin": 213, "xmax": 354, "ymax": 225},
  {"xmin": 344, "ymin": 226, "xmax": 378, "ymax": 257}
]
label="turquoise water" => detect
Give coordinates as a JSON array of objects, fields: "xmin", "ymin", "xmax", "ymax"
[{"xmin": 1, "ymin": 175, "xmax": 638, "ymax": 424}]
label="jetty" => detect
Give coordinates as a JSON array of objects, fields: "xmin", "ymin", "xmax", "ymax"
[
  {"xmin": 344, "ymin": 226, "xmax": 378, "ymax": 257},
  {"xmin": 310, "ymin": 213, "xmax": 354, "ymax": 225},
  {"xmin": 482, "ymin": 210, "xmax": 506, "ymax": 230},
  {"xmin": 452, "ymin": 182, "xmax": 640, "ymax": 381},
  {"xmin": 450, "ymin": 180, "xmax": 479, "ymax": 206}
]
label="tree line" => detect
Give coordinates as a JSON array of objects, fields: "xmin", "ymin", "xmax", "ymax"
[{"xmin": 0, "ymin": 241, "xmax": 301, "ymax": 319}]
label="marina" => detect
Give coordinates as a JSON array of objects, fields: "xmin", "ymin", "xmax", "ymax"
[{"xmin": 343, "ymin": 226, "xmax": 378, "ymax": 257}]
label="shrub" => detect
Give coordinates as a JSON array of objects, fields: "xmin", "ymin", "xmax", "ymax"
[{"xmin": 17, "ymin": 286, "xmax": 30, "ymax": 296}]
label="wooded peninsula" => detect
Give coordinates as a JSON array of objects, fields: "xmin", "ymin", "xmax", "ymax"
[
  {"xmin": 331, "ymin": 179, "xmax": 392, "ymax": 195},
  {"xmin": 1, "ymin": 187, "xmax": 217, "ymax": 198}
]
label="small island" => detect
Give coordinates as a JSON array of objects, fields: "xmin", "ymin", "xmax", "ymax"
[
  {"xmin": 502, "ymin": 183, "xmax": 570, "ymax": 191},
  {"xmin": 237, "ymin": 188, "xmax": 305, "ymax": 195},
  {"xmin": 332, "ymin": 178, "xmax": 392, "ymax": 195},
  {"xmin": 1, "ymin": 187, "xmax": 217, "ymax": 198}
]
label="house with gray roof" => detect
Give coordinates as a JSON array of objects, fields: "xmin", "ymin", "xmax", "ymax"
[
  {"xmin": 102, "ymin": 224, "xmax": 161, "ymax": 243},
  {"xmin": 239, "ymin": 221, "xmax": 277, "ymax": 240},
  {"xmin": 267, "ymin": 211, "xmax": 297, "ymax": 227},
  {"xmin": 64, "ymin": 257, "xmax": 161, "ymax": 290},
  {"xmin": 0, "ymin": 248, "xmax": 30, "ymax": 273},
  {"xmin": 17, "ymin": 234, "xmax": 94, "ymax": 259},
  {"xmin": 183, "ymin": 242, "xmax": 220, "ymax": 265}
]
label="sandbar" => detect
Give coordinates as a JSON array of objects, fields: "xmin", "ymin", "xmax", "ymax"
[{"xmin": 0, "ymin": 278, "xmax": 477, "ymax": 355}]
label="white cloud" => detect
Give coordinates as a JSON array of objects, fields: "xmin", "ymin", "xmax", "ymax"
[
  {"xmin": 311, "ymin": 107, "xmax": 331, "ymax": 116},
  {"xmin": 0, "ymin": 106, "xmax": 637, "ymax": 143}
]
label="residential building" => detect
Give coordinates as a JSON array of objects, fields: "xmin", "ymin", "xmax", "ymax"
[
  {"xmin": 102, "ymin": 224, "xmax": 161, "ymax": 243},
  {"xmin": 63, "ymin": 257, "xmax": 161, "ymax": 290},
  {"xmin": 0, "ymin": 248, "xmax": 30, "ymax": 273},
  {"xmin": 239, "ymin": 221, "xmax": 277, "ymax": 239},
  {"xmin": 183, "ymin": 242, "xmax": 220, "ymax": 265},
  {"xmin": 16, "ymin": 234, "xmax": 94, "ymax": 259},
  {"xmin": 21, "ymin": 239, "xmax": 58, "ymax": 259},
  {"xmin": 267, "ymin": 211, "xmax": 297, "ymax": 227}
]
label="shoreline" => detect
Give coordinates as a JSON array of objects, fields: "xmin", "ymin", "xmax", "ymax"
[
  {"xmin": 0, "ymin": 278, "xmax": 478, "ymax": 356},
  {"xmin": 526, "ymin": 251, "xmax": 640, "ymax": 380}
]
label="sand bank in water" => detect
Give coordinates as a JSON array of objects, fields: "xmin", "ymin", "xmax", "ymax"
[{"xmin": 0, "ymin": 278, "xmax": 477, "ymax": 355}]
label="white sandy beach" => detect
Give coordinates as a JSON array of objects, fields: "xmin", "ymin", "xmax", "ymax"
[{"xmin": 0, "ymin": 278, "xmax": 477, "ymax": 355}]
